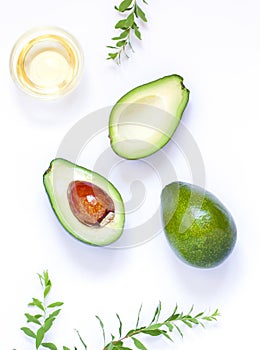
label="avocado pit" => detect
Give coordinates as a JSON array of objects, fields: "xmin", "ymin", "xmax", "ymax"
[{"xmin": 67, "ymin": 180, "xmax": 115, "ymax": 227}]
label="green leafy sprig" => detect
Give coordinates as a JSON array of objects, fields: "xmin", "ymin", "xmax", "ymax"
[
  {"xmin": 95, "ymin": 302, "xmax": 220, "ymax": 350},
  {"xmin": 20, "ymin": 270, "xmax": 68, "ymax": 350},
  {"xmin": 107, "ymin": 0, "xmax": 148, "ymax": 64},
  {"xmin": 19, "ymin": 272, "xmax": 220, "ymax": 350}
]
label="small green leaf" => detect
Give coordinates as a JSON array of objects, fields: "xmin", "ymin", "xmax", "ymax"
[
  {"xmin": 188, "ymin": 305, "xmax": 194, "ymax": 315},
  {"xmin": 172, "ymin": 304, "xmax": 178, "ymax": 315},
  {"xmin": 21, "ymin": 327, "xmax": 36, "ymax": 339},
  {"xmin": 213, "ymin": 309, "xmax": 220, "ymax": 317},
  {"xmin": 136, "ymin": 304, "xmax": 143, "ymax": 328},
  {"xmin": 160, "ymin": 330, "xmax": 173, "ymax": 342},
  {"xmin": 189, "ymin": 317, "xmax": 199, "ymax": 325},
  {"xmin": 135, "ymin": 5, "xmax": 147, "ymax": 22},
  {"xmin": 133, "ymin": 25, "xmax": 142, "ymax": 40},
  {"xmin": 125, "ymin": 12, "xmax": 135, "ymax": 27},
  {"xmin": 44, "ymin": 316, "xmax": 55, "ymax": 332},
  {"xmin": 107, "ymin": 53, "xmax": 118, "ymax": 60},
  {"xmin": 29, "ymin": 298, "xmax": 45, "ymax": 311},
  {"xmin": 75, "ymin": 329, "xmax": 88, "ymax": 349},
  {"xmin": 44, "ymin": 284, "xmax": 52, "ymax": 298},
  {"xmin": 36, "ymin": 327, "xmax": 45, "ymax": 349},
  {"xmin": 150, "ymin": 301, "xmax": 161, "ymax": 325},
  {"xmin": 42, "ymin": 343, "xmax": 58, "ymax": 350},
  {"xmin": 175, "ymin": 324, "xmax": 183, "ymax": 338},
  {"xmin": 34, "ymin": 314, "xmax": 42, "ymax": 319},
  {"xmin": 116, "ymin": 40, "xmax": 127, "ymax": 48},
  {"xmin": 119, "ymin": 0, "xmax": 133, "ymax": 12},
  {"xmin": 199, "ymin": 321, "xmax": 206, "ymax": 328},
  {"xmin": 203, "ymin": 316, "xmax": 214, "ymax": 321},
  {"xmin": 49, "ymin": 309, "xmax": 62, "ymax": 318},
  {"xmin": 116, "ymin": 313, "xmax": 123, "ymax": 337},
  {"xmin": 115, "ymin": 19, "xmax": 128, "ymax": 29},
  {"xmin": 141, "ymin": 329, "xmax": 162, "ymax": 336},
  {"xmin": 63, "ymin": 347, "xmax": 71, "ymax": 350},
  {"xmin": 165, "ymin": 321, "xmax": 173, "ymax": 332},
  {"xmin": 182, "ymin": 319, "xmax": 193, "ymax": 328},
  {"xmin": 132, "ymin": 337, "xmax": 148, "ymax": 350},
  {"xmin": 144, "ymin": 323, "xmax": 163, "ymax": 331},
  {"xmin": 43, "ymin": 270, "xmax": 50, "ymax": 286},
  {"xmin": 112, "ymin": 30, "xmax": 130, "ymax": 40},
  {"xmin": 47, "ymin": 301, "xmax": 64, "ymax": 308},
  {"xmin": 25, "ymin": 313, "xmax": 42, "ymax": 325},
  {"xmin": 96, "ymin": 315, "xmax": 106, "ymax": 345},
  {"xmin": 166, "ymin": 305, "xmax": 181, "ymax": 322},
  {"xmin": 119, "ymin": 29, "xmax": 130, "ymax": 39},
  {"xmin": 37, "ymin": 273, "xmax": 44, "ymax": 287}
]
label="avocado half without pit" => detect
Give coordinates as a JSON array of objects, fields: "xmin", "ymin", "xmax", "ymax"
[
  {"xmin": 109, "ymin": 75, "xmax": 189, "ymax": 159},
  {"xmin": 43, "ymin": 158, "xmax": 125, "ymax": 246},
  {"xmin": 161, "ymin": 182, "xmax": 237, "ymax": 268}
]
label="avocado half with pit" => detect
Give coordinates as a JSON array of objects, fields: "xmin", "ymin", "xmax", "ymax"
[
  {"xmin": 109, "ymin": 75, "xmax": 189, "ymax": 159},
  {"xmin": 43, "ymin": 158, "xmax": 125, "ymax": 246}
]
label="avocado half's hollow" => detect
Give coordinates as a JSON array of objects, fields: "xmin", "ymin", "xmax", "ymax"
[
  {"xmin": 43, "ymin": 158, "xmax": 125, "ymax": 246},
  {"xmin": 109, "ymin": 75, "xmax": 190, "ymax": 159}
]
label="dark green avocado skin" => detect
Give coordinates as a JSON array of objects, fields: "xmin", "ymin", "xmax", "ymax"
[{"xmin": 161, "ymin": 182, "xmax": 237, "ymax": 268}]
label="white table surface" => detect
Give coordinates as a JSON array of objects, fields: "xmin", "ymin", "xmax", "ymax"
[{"xmin": 1, "ymin": 0, "xmax": 260, "ymax": 349}]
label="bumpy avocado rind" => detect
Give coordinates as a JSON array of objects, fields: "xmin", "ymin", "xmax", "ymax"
[
  {"xmin": 161, "ymin": 181, "xmax": 237, "ymax": 268},
  {"xmin": 109, "ymin": 75, "xmax": 189, "ymax": 160},
  {"xmin": 43, "ymin": 158, "xmax": 125, "ymax": 246}
]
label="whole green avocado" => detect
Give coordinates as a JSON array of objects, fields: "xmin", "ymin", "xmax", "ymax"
[{"xmin": 161, "ymin": 182, "xmax": 237, "ymax": 268}]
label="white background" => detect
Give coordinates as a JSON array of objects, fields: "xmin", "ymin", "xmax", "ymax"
[{"xmin": 1, "ymin": 0, "xmax": 260, "ymax": 349}]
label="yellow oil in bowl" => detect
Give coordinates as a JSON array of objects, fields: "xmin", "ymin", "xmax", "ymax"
[{"xmin": 10, "ymin": 27, "xmax": 84, "ymax": 99}]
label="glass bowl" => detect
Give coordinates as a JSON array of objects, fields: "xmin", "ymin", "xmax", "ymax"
[{"xmin": 10, "ymin": 27, "xmax": 84, "ymax": 99}]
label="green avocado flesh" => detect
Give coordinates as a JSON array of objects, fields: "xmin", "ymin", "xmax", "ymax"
[
  {"xmin": 109, "ymin": 75, "xmax": 189, "ymax": 159},
  {"xmin": 161, "ymin": 182, "xmax": 237, "ymax": 268},
  {"xmin": 43, "ymin": 158, "xmax": 125, "ymax": 246}
]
